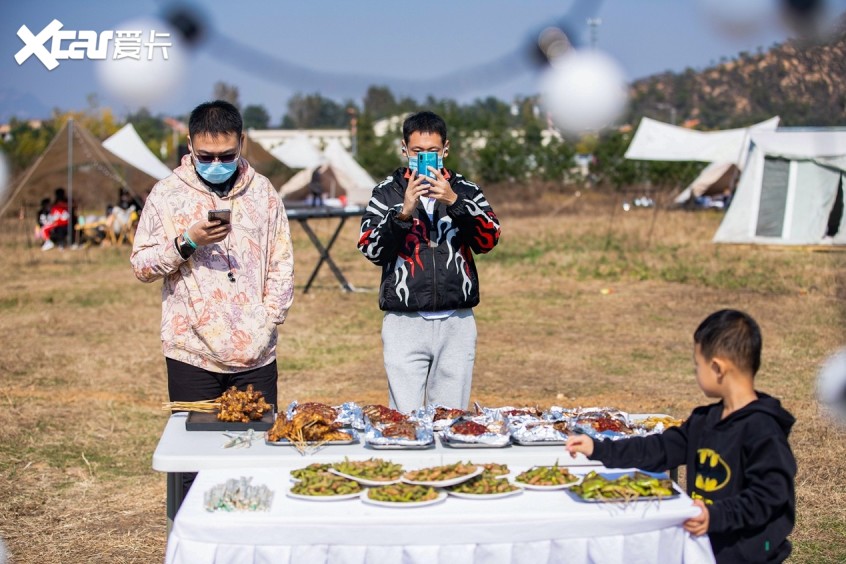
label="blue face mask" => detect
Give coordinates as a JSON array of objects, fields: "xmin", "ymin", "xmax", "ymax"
[{"xmin": 195, "ymin": 160, "xmax": 238, "ymax": 184}]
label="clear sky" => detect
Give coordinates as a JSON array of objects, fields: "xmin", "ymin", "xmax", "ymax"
[{"xmin": 2, "ymin": 0, "xmax": 844, "ymax": 124}]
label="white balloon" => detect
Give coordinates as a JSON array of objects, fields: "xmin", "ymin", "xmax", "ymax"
[
  {"xmin": 0, "ymin": 150, "xmax": 10, "ymax": 207},
  {"xmin": 540, "ymin": 49, "xmax": 628, "ymax": 135},
  {"xmin": 95, "ymin": 18, "xmax": 187, "ymax": 108},
  {"xmin": 817, "ymin": 348, "xmax": 846, "ymax": 422}
]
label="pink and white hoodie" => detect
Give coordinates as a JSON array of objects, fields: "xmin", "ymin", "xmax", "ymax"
[{"xmin": 131, "ymin": 154, "xmax": 294, "ymax": 373}]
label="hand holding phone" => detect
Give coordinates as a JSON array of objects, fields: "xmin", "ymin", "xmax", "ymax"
[
  {"xmin": 417, "ymin": 152, "xmax": 438, "ymax": 185},
  {"xmin": 208, "ymin": 209, "xmax": 231, "ymax": 225}
]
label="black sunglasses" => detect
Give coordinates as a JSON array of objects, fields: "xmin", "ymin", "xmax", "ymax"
[{"xmin": 191, "ymin": 145, "xmax": 241, "ymax": 164}]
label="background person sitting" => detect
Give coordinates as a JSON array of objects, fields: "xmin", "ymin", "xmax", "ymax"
[
  {"xmin": 105, "ymin": 187, "xmax": 141, "ymax": 242},
  {"xmin": 34, "ymin": 197, "xmax": 51, "ymax": 242},
  {"xmin": 40, "ymin": 188, "xmax": 70, "ymax": 251}
]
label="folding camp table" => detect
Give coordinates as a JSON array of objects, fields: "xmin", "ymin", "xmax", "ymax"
[{"xmin": 285, "ymin": 206, "xmax": 365, "ymax": 293}]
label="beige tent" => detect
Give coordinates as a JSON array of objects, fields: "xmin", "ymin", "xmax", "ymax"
[
  {"xmin": 278, "ymin": 140, "xmax": 374, "ymax": 206},
  {"xmin": 243, "ymin": 135, "xmax": 296, "ymax": 189},
  {"xmin": 0, "ymin": 120, "xmax": 157, "ymax": 220},
  {"xmin": 674, "ymin": 162, "xmax": 740, "ymax": 207}
]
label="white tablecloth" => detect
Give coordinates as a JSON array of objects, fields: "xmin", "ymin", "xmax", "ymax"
[
  {"xmin": 166, "ymin": 467, "xmax": 715, "ymax": 564},
  {"xmin": 152, "ymin": 413, "xmax": 601, "ymax": 472}
]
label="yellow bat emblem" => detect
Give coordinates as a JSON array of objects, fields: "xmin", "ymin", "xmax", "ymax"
[{"xmin": 694, "ymin": 448, "xmax": 731, "ymax": 492}]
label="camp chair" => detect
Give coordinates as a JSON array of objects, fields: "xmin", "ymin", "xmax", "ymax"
[
  {"xmin": 75, "ymin": 220, "xmax": 108, "ymax": 247},
  {"xmin": 117, "ymin": 210, "xmax": 139, "ymax": 245}
]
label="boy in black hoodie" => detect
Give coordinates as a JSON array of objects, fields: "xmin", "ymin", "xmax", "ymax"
[{"xmin": 567, "ymin": 309, "xmax": 796, "ymax": 563}]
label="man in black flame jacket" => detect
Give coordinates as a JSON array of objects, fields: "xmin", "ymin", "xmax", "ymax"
[{"xmin": 358, "ymin": 111, "xmax": 501, "ymax": 413}]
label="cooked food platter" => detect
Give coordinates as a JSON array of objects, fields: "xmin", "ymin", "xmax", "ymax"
[
  {"xmin": 446, "ymin": 472, "xmax": 523, "ymax": 499},
  {"xmin": 401, "ymin": 463, "xmax": 483, "ymax": 487},
  {"xmin": 514, "ymin": 464, "xmax": 582, "ymax": 491},
  {"xmin": 361, "ymin": 484, "xmax": 447, "ymax": 508},
  {"xmin": 286, "ymin": 472, "xmax": 363, "ymax": 501},
  {"xmin": 567, "ymin": 471, "xmax": 681, "ymax": 503},
  {"xmin": 328, "ymin": 458, "xmax": 404, "ymax": 486}
]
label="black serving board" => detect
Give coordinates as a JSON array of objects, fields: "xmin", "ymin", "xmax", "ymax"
[{"xmin": 185, "ymin": 410, "xmax": 274, "ymax": 431}]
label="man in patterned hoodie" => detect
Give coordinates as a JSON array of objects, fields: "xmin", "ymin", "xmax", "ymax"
[
  {"xmin": 131, "ymin": 100, "xmax": 294, "ymax": 418},
  {"xmin": 358, "ymin": 111, "xmax": 500, "ymax": 412}
]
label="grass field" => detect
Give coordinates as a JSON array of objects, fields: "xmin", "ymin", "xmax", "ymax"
[{"xmin": 0, "ymin": 188, "xmax": 844, "ymax": 563}]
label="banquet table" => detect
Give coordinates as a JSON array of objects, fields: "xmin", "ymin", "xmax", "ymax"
[
  {"xmin": 165, "ymin": 467, "xmax": 715, "ymax": 564},
  {"xmin": 153, "ymin": 413, "xmax": 603, "ymax": 527}
]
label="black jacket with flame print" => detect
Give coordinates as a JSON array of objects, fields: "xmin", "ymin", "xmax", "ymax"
[
  {"xmin": 591, "ymin": 393, "xmax": 796, "ymax": 563},
  {"xmin": 357, "ymin": 168, "xmax": 500, "ymax": 312}
]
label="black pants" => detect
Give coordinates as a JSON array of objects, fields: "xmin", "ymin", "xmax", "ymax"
[
  {"xmin": 166, "ymin": 357, "xmax": 279, "ymax": 500},
  {"xmin": 166, "ymin": 357, "xmax": 278, "ymax": 407}
]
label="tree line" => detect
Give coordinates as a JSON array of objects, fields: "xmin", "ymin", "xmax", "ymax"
[{"xmin": 1, "ymin": 81, "xmax": 701, "ymax": 192}]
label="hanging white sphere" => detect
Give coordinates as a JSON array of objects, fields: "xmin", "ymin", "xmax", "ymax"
[
  {"xmin": 0, "ymin": 150, "xmax": 10, "ymax": 207},
  {"xmin": 96, "ymin": 17, "xmax": 187, "ymax": 109},
  {"xmin": 818, "ymin": 348, "xmax": 846, "ymax": 423},
  {"xmin": 540, "ymin": 49, "xmax": 628, "ymax": 135}
]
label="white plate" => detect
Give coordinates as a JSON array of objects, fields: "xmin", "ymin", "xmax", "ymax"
[
  {"xmin": 401, "ymin": 466, "xmax": 484, "ymax": 487},
  {"xmin": 515, "ymin": 475, "xmax": 583, "ymax": 491},
  {"xmin": 286, "ymin": 490, "xmax": 361, "ymax": 502},
  {"xmin": 365, "ymin": 439, "xmax": 435, "ymax": 450},
  {"xmin": 439, "ymin": 435, "xmax": 512, "ymax": 449},
  {"xmin": 328, "ymin": 468, "xmax": 402, "ymax": 486},
  {"xmin": 447, "ymin": 488, "xmax": 523, "ymax": 500},
  {"xmin": 511, "ymin": 437, "xmax": 569, "ymax": 446},
  {"xmin": 265, "ymin": 431, "xmax": 358, "ymax": 447},
  {"xmin": 360, "ymin": 489, "xmax": 448, "ymax": 508}
]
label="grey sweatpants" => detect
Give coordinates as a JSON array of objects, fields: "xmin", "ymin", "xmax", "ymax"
[{"xmin": 382, "ymin": 309, "xmax": 477, "ymax": 412}]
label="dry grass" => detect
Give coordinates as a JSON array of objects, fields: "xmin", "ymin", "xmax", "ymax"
[{"xmin": 0, "ymin": 188, "xmax": 844, "ymax": 563}]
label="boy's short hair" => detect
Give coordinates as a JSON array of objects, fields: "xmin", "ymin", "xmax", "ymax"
[
  {"xmin": 402, "ymin": 111, "xmax": 448, "ymax": 144},
  {"xmin": 694, "ymin": 309, "xmax": 762, "ymax": 376},
  {"xmin": 189, "ymin": 100, "xmax": 243, "ymax": 139}
]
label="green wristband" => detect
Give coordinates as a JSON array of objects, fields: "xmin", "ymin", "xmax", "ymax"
[{"xmin": 183, "ymin": 231, "xmax": 198, "ymax": 249}]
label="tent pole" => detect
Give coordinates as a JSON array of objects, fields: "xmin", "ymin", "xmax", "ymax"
[
  {"xmin": 67, "ymin": 118, "xmax": 74, "ymax": 247},
  {"xmin": 0, "ymin": 122, "xmax": 70, "ymax": 220},
  {"xmin": 78, "ymin": 126, "xmax": 133, "ymax": 193}
]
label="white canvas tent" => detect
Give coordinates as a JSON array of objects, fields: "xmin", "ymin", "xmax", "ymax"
[
  {"xmin": 270, "ymin": 135, "xmax": 325, "ymax": 169},
  {"xmin": 278, "ymin": 139, "xmax": 375, "ymax": 206},
  {"xmin": 102, "ymin": 124, "xmax": 173, "ymax": 180},
  {"xmin": 624, "ymin": 117, "xmax": 780, "ymax": 205},
  {"xmin": 714, "ymin": 130, "xmax": 846, "ymax": 246},
  {"xmin": 677, "ymin": 161, "xmax": 739, "ymax": 206}
]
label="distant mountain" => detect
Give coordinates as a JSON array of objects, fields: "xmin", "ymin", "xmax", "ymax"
[
  {"xmin": 0, "ymin": 87, "xmax": 51, "ymax": 123},
  {"xmin": 626, "ymin": 15, "xmax": 846, "ymax": 129}
]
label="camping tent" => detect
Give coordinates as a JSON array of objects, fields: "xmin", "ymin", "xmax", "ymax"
[
  {"xmin": 677, "ymin": 162, "xmax": 739, "ymax": 206},
  {"xmin": 278, "ymin": 139, "xmax": 375, "ymax": 206},
  {"xmin": 243, "ymin": 134, "xmax": 295, "ymax": 189},
  {"xmin": 714, "ymin": 129, "xmax": 846, "ymax": 245},
  {"xmin": 624, "ymin": 116, "xmax": 780, "ymax": 205},
  {"xmin": 0, "ymin": 120, "xmax": 161, "ymax": 220},
  {"xmin": 102, "ymin": 124, "xmax": 173, "ymax": 181},
  {"xmin": 270, "ymin": 136, "xmax": 325, "ymax": 169}
]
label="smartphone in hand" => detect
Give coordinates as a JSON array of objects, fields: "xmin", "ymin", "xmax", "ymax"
[
  {"xmin": 208, "ymin": 209, "xmax": 231, "ymax": 225},
  {"xmin": 417, "ymin": 152, "xmax": 438, "ymax": 184}
]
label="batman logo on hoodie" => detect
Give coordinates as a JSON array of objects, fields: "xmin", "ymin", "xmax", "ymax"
[{"xmin": 695, "ymin": 448, "xmax": 731, "ymax": 492}]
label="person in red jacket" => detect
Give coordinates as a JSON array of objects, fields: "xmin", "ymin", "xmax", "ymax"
[{"xmin": 40, "ymin": 188, "xmax": 70, "ymax": 251}]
